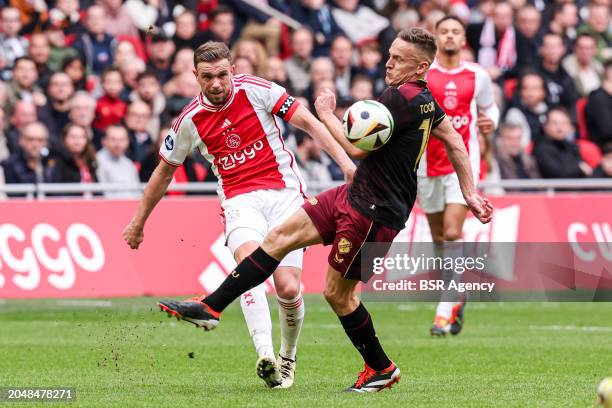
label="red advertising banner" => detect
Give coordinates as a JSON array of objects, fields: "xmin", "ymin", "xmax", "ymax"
[{"xmin": 0, "ymin": 194, "xmax": 610, "ymax": 299}]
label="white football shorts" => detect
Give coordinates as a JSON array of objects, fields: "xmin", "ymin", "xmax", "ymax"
[
  {"xmin": 222, "ymin": 188, "xmax": 304, "ymax": 268},
  {"xmin": 417, "ymin": 172, "xmax": 479, "ymax": 214}
]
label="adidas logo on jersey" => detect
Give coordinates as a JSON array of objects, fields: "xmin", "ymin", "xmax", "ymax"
[
  {"xmin": 221, "ymin": 119, "xmax": 232, "ymax": 128},
  {"xmin": 445, "ymin": 81, "xmax": 457, "ymax": 90}
]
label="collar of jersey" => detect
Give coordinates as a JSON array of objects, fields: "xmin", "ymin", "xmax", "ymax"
[
  {"xmin": 431, "ymin": 59, "xmax": 466, "ymax": 75},
  {"xmin": 198, "ymin": 79, "xmax": 236, "ymax": 111}
]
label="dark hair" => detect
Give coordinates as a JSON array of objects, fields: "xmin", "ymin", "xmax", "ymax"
[
  {"xmin": 397, "ymin": 28, "xmax": 437, "ymax": 62},
  {"xmin": 330, "ymin": 34, "xmax": 352, "ymax": 49},
  {"xmin": 542, "ymin": 31, "xmax": 563, "ymax": 43},
  {"xmin": 546, "ymin": 106, "xmax": 571, "ymax": 122},
  {"xmin": 61, "ymin": 55, "xmax": 84, "ymax": 71},
  {"xmin": 62, "ymin": 123, "xmax": 97, "ymax": 163},
  {"xmin": 435, "ymin": 15, "xmax": 466, "ymax": 32},
  {"xmin": 351, "ymin": 74, "xmax": 373, "ymax": 87},
  {"xmin": 136, "ymin": 69, "xmax": 159, "ymax": 83},
  {"xmin": 604, "ymin": 59, "xmax": 612, "ymax": 72},
  {"xmin": 13, "ymin": 56, "xmax": 36, "ymax": 69},
  {"xmin": 575, "ymin": 32, "xmax": 596, "ymax": 44},
  {"xmin": 101, "ymin": 67, "xmax": 123, "ymax": 82},
  {"xmin": 194, "ymin": 41, "xmax": 232, "ymax": 67},
  {"xmin": 210, "ymin": 5, "xmax": 233, "ymax": 21},
  {"xmin": 601, "ymin": 142, "xmax": 612, "ymax": 156}
]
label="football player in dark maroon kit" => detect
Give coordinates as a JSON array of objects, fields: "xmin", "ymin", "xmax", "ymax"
[{"xmin": 153, "ymin": 28, "xmax": 493, "ymax": 393}]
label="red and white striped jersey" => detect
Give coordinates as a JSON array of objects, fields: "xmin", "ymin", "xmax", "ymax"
[
  {"xmin": 420, "ymin": 60, "xmax": 499, "ymax": 177},
  {"xmin": 159, "ymin": 74, "xmax": 305, "ymax": 201}
]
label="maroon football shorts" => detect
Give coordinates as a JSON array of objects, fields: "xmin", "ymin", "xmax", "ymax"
[{"xmin": 302, "ymin": 184, "xmax": 400, "ymax": 283}]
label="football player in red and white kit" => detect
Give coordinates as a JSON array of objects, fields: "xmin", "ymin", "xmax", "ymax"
[
  {"xmin": 123, "ymin": 42, "xmax": 356, "ymax": 387},
  {"xmin": 420, "ymin": 16, "xmax": 500, "ymax": 336}
]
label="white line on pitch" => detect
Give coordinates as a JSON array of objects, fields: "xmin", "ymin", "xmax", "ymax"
[
  {"xmin": 529, "ymin": 325, "xmax": 612, "ymax": 333},
  {"xmin": 57, "ymin": 300, "xmax": 113, "ymax": 307}
]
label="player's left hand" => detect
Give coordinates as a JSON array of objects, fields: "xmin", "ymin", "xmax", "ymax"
[
  {"xmin": 465, "ymin": 193, "xmax": 493, "ymax": 224},
  {"xmin": 342, "ymin": 163, "xmax": 357, "ymax": 183},
  {"xmin": 314, "ymin": 89, "xmax": 336, "ymax": 117},
  {"xmin": 477, "ymin": 113, "xmax": 495, "ymax": 135},
  {"xmin": 123, "ymin": 219, "xmax": 144, "ymax": 250}
]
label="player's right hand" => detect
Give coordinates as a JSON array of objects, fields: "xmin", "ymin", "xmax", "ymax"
[
  {"xmin": 342, "ymin": 163, "xmax": 357, "ymax": 183},
  {"xmin": 465, "ymin": 193, "xmax": 493, "ymax": 224},
  {"xmin": 123, "ymin": 219, "xmax": 144, "ymax": 250}
]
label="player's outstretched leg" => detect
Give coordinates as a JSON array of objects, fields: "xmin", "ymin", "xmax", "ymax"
[{"xmin": 324, "ymin": 267, "xmax": 400, "ymax": 392}]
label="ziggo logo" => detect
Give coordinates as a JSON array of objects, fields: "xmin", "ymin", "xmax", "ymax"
[
  {"xmin": 448, "ymin": 115, "xmax": 470, "ymax": 129},
  {"xmin": 218, "ymin": 140, "xmax": 264, "ymax": 170},
  {"xmin": 0, "ymin": 223, "xmax": 105, "ymax": 291}
]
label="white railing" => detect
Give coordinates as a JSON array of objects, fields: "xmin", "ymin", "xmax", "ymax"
[{"xmin": 0, "ymin": 179, "xmax": 611, "ymax": 199}]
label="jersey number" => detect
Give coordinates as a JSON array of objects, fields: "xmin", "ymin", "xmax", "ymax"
[{"xmin": 414, "ymin": 118, "xmax": 433, "ymax": 171}]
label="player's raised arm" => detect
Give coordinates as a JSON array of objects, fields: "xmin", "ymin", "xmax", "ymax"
[
  {"xmin": 431, "ymin": 116, "xmax": 493, "ymax": 224},
  {"xmin": 288, "ymin": 98, "xmax": 357, "ymax": 181},
  {"xmin": 123, "ymin": 160, "xmax": 177, "ymax": 249},
  {"xmin": 314, "ymin": 89, "xmax": 370, "ymax": 160}
]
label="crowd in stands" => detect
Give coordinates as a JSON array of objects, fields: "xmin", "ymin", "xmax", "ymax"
[{"xmin": 0, "ymin": 0, "xmax": 610, "ymax": 198}]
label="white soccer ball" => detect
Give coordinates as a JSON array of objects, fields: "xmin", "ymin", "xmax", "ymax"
[
  {"xmin": 342, "ymin": 100, "xmax": 394, "ymax": 151},
  {"xmin": 599, "ymin": 377, "xmax": 612, "ymax": 408}
]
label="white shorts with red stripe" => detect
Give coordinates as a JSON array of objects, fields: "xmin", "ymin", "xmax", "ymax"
[
  {"xmin": 223, "ymin": 187, "xmax": 304, "ymax": 269},
  {"xmin": 417, "ymin": 171, "xmax": 479, "ymax": 214}
]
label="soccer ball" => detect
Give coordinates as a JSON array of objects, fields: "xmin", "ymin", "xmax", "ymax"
[
  {"xmin": 599, "ymin": 377, "xmax": 612, "ymax": 408},
  {"xmin": 342, "ymin": 100, "xmax": 394, "ymax": 151}
]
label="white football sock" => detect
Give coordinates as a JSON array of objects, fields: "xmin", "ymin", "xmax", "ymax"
[
  {"xmin": 436, "ymin": 240, "xmax": 463, "ymax": 320},
  {"xmin": 277, "ymin": 293, "xmax": 304, "ymax": 361},
  {"xmin": 240, "ymin": 282, "xmax": 274, "ymax": 358}
]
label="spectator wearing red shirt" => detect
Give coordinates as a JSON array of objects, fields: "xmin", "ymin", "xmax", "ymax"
[{"xmin": 93, "ymin": 67, "xmax": 127, "ymax": 133}]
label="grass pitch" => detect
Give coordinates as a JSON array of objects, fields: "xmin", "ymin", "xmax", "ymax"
[{"xmin": 0, "ymin": 297, "xmax": 610, "ymax": 407}]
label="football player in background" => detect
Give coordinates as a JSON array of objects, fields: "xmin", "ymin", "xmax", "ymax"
[{"xmin": 423, "ymin": 16, "xmax": 500, "ymax": 336}]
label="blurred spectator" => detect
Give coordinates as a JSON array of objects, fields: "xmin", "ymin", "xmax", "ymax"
[
  {"xmin": 37, "ymin": 72, "xmax": 74, "ymax": 145},
  {"xmin": 504, "ymin": 71, "xmax": 549, "ymax": 145},
  {"xmin": 68, "ymin": 91, "xmax": 96, "ymax": 143},
  {"xmin": 467, "ymin": 1, "xmax": 517, "ymax": 80},
  {"xmin": 4, "ymin": 57, "xmax": 44, "ymax": 117},
  {"xmin": 131, "ymin": 70, "xmax": 166, "ymax": 141},
  {"xmin": 11, "ymin": 0, "xmax": 48, "ymax": 34},
  {"xmin": 195, "ymin": 0, "xmax": 219, "ymax": 32},
  {"xmin": 495, "ymin": 122, "xmax": 540, "ymax": 179},
  {"xmin": 95, "ymin": 125, "xmax": 140, "ymax": 198},
  {"xmin": 515, "ymin": 5, "xmax": 542, "ymax": 71},
  {"xmin": 592, "ymin": 143, "xmax": 612, "ymax": 179},
  {"xmin": 165, "ymin": 71, "xmax": 200, "ymax": 118},
  {"xmin": 163, "ymin": 48, "xmax": 194, "ymax": 95},
  {"xmin": 534, "ymin": 107, "xmax": 592, "ymax": 178},
  {"xmin": 93, "ymin": 68, "xmax": 127, "ymax": 135},
  {"xmin": 231, "ymin": 39, "xmax": 267, "ymax": 76},
  {"xmin": 201, "ymin": 6, "xmax": 236, "ymax": 47},
  {"xmin": 562, "ymin": 33, "xmax": 604, "ymax": 96},
  {"xmin": 0, "ymin": 7, "xmax": 29, "ymax": 74},
  {"xmin": 478, "ymin": 131, "xmax": 503, "ymax": 193},
  {"xmin": 293, "ymin": 129, "xmax": 332, "ymax": 185},
  {"xmin": 114, "ymin": 41, "xmax": 138, "ymax": 68},
  {"xmin": 330, "ymin": 35, "xmax": 354, "ymax": 100},
  {"xmin": 47, "ymin": 0, "xmax": 83, "ymax": 34},
  {"xmin": 99, "ymin": 0, "xmax": 139, "ymax": 38},
  {"xmin": 118, "ymin": 57, "xmax": 146, "ymax": 93},
  {"xmin": 2, "ymin": 121, "xmax": 51, "ymax": 184},
  {"xmin": 577, "ymin": 1, "xmax": 612, "ymax": 63},
  {"xmin": 124, "ymin": 100, "xmax": 153, "ymax": 163},
  {"xmin": 48, "ymin": 123, "xmax": 97, "ymax": 185},
  {"xmin": 146, "ymin": 32, "xmax": 175, "ymax": 85},
  {"xmin": 290, "ymin": 0, "xmax": 344, "ymax": 57},
  {"xmin": 45, "ymin": 22, "xmax": 79, "ymax": 73},
  {"xmin": 547, "ymin": 2, "xmax": 579, "ymax": 53},
  {"xmin": 585, "ymin": 60, "xmax": 612, "ymax": 149},
  {"xmin": 285, "ymin": 27, "xmax": 314, "ymax": 96},
  {"xmin": 173, "ymin": 10, "xmax": 205, "ymax": 51},
  {"xmin": 262, "ymin": 57, "xmax": 293, "ymax": 94},
  {"xmin": 355, "ymin": 40, "xmax": 385, "ymax": 96},
  {"xmin": 537, "ymin": 32, "xmax": 579, "ymax": 112},
  {"xmin": 61, "ymin": 56, "xmax": 88, "ymax": 92},
  {"xmin": 28, "ymin": 33, "xmax": 52, "ymax": 89},
  {"xmin": 6, "ymin": 100, "xmax": 37, "ymax": 153},
  {"xmin": 304, "ymin": 57, "xmax": 334, "ymax": 106},
  {"xmin": 72, "ymin": 5, "xmax": 117, "ymax": 76},
  {"xmin": 350, "ymin": 75, "xmax": 373, "ymax": 101},
  {"xmin": 224, "ymin": 0, "xmax": 286, "ymax": 57},
  {"xmin": 331, "ymin": 0, "xmax": 389, "ymax": 45}
]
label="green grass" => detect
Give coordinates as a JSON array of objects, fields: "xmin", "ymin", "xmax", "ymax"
[{"xmin": 0, "ymin": 297, "xmax": 611, "ymax": 407}]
